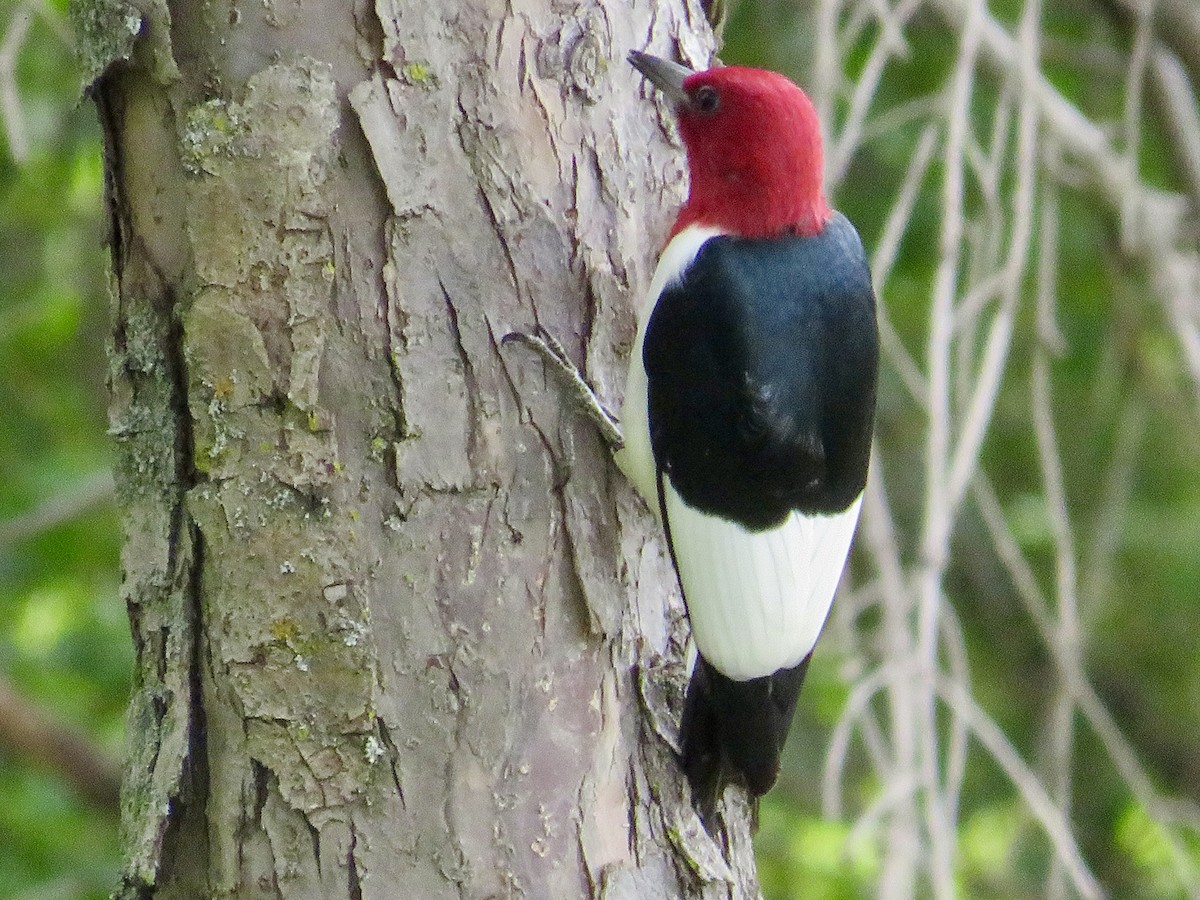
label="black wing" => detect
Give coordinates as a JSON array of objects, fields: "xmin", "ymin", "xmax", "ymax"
[{"xmin": 643, "ymin": 213, "xmax": 879, "ymax": 531}]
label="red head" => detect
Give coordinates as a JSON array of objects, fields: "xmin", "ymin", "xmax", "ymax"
[{"xmin": 630, "ymin": 53, "xmax": 831, "ymax": 240}]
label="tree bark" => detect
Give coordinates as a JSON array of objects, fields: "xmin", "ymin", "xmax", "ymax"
[{"xmin": 75, "ymin": 0, "xmax": 763, "ymax": 896}]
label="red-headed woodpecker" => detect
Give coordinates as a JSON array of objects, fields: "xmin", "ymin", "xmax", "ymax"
[
  {"xmin": 504, "ymin": 52, "xmax": 878, "ymax": 806},
  {"xmin": 621, "ymin": 52, "xmax": 878, "ymax": 803}
]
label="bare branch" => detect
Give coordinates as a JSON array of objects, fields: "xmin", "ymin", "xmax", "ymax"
[
  {"xmin": 944, "ymin": 0, "xmax": 1040, "ymax": 515},
  {"xmin": 812, "ymin": 0, "xmax": 845, "ymax": 147},
  {"xmin": 822, "ymin": 661, "xmax": 901, "ymax": 819},
  {"xmin": 913, "ymin": 2, "xmax": 987, "ymax": 892},
  {"xmin": 1102, "ymin": 0, "xmax": 1200, "ymax": 94},
  {"xmin": 972, "ymin": 477, "xmax": 1200, "ymax": 890},
  {"xmin": 858, "ymin": 450, "xmax": 922, "ymax": 895},
  {"xmin": 0, "ymin": 471, "xmax": 115, "ymax": 547},
  {"xmin": 935, "ymin": 676, "xmax": 1105, "ymax": 900},
  {"xmin": 827, "ymin": 0, "xmax": 924, "ymax": 183},
  {"xmin": 0, "ymin": 0, "xmax": 36, "ymax": 162},
  {"xmin": 0, "ymin": 675, "xmax": 121, "ymax": 813},
  {"xmin": 932, "ymin": 0, "xmax": 1200, "ymax": 414},
  {"xmin": 1151, "ymin": 48, "xmax": 1200, "ymax": 211},
  {"xmin": 870, "ymin": 124, "xmax": 939, "ymax": 401}
]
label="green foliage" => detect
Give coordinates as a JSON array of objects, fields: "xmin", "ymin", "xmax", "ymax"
[
  {"xmin": 756, "ymin": 798, "xmax": 877, "ymax": 899},
  {"xmin": 3, "ymin": 1, "xmax": 1199, "ymax": 897},
  {"xmin": 0, "ymin": 2, "xmax": 124, "ymax": 898}
]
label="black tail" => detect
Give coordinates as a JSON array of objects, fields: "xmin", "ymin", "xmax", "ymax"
[{"xmin": 680, "ymin": 654, "xmax": 812, "ymax": 806}]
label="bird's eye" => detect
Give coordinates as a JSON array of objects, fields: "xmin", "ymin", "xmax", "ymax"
[{"xmin": 693, "ymin": 85, "xmax": 720, "ymax": 114}]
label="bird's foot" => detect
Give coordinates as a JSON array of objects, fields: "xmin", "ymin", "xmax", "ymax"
[{"xmin": 502, "ymin": 327, "xmax": 625, "ymax": 451}]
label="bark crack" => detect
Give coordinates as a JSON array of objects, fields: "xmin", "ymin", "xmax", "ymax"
[
  {"xmin": 250, "ymin": 760, "xmax": 270, "ymax": 827},
  {"xmin": 380, "ymin": 217, "xmax": 409, "ymax": 440},
  {"xmin": 95, "ymin": 80, "xmax": 129, "ymax": 296},
  {"xmin": 376, "ymin": 719, "xmax": 406, "ymax": 808},
  {"xmin": 307, "ymin": 813, "xmax": 322, "ymax": 878},
  {"xmin": 439, "ymin": 276, "xmax": 482, "ymax": 471},
  {"xmin": 149, "ymin": 518, "xmax": 208, "ymax": 896},
  {"xmin": 485, "ymin": 314, "xmax": 525, "ymax": 421},
  {"xmin": 523, "ymin": 416, "xmax": 566, "ymax": 649},
  {"xmin": 347, "ymin": 821, "xmax": 363, "ymax": 900},
  {"xmin": 470, "ymin": 176, "xmax": 524, "ymax": 310},
  {"xmin": 438, "ymin": 657, "xmax": 472, "ymax": 899}
]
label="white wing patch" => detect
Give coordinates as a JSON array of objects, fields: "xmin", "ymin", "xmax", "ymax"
[{"xmin": 663, "ymin": 476, "xmax": 863, "ymax": 681}]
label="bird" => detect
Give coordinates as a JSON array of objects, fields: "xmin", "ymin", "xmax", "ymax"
[
  {"xmin": 619, "ymin": 51, "xmax": 879, "ymax": 805},
  {"xmin": 506, "ymin": 51, "xmax": 878, "ymax": 807}
]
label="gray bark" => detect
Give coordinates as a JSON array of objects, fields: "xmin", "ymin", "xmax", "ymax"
[{"xmin": 75, "ymin": 0, "xmax": 763, "ymax": 896}]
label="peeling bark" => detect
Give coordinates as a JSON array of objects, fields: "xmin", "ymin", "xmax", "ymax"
[{"xmin": 79, "ymin": 0, "xmax": 762, "ymax": 896}]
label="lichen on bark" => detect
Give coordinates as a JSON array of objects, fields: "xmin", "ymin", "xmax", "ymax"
[
  {"xmin": 91, "ymin": 0, "xmax": 767, "ymax": 896},
  {"xmin": 70, "ymin": 0, "xmax": 176, "ymax": 88},
  {"xmin": 177, "ymin": 58, "xmax": 396, "ymax": 889}
]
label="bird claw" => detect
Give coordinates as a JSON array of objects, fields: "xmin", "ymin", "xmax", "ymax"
[
  {"xmin": 502, "ymin": 327, "xmax": 625, "ymax": 451},
  {"xmin": 501, "ymin": 328, "xmax": 573, "ymax": 371}
]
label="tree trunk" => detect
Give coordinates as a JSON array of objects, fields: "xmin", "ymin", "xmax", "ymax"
[{"xmin": 75, "ymin": 0, "xmax": 762, "ymax": 896}]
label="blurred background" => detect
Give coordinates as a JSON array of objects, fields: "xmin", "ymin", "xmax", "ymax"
[
  {"xmin": 2, "ymin": 0, "xmax": 1198, "ymax": 897},
  {"xmin": 1, "ymin": 1, "xmax": 127, "ymax": 898}
]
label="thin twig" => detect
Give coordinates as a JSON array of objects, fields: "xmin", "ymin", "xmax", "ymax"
[
  {"xmin": 0, "ymin": 471, "xmax": 115, "ymax": 548},
  {"xmin": 0, "ymin": 676, "xmax": 121, "ymax": 812},
  {"xmin": 1151, "ymin": 48, "xmax": 1200, "ymax": 208},
  {"xmin": 0, "ymin": 0, "xmax": 36, "ymax": 163},
  {"xmin": 1078, "ymin": 399, "xmax": 1145, "ymax": 612},
  {"xmin": 870, "ymin": 124, "xmax": 939, "ymax": 401},
  {"xmin": 935, "ymin": 676, "xmax": 1106, "ymax": 900},
  {"xmin": 932, "ymin": 0, "xmax": 1200, "ymax": 414},
  {"xmin": 938, "ymin": 600, "xmax": 971, "ymax": 831},
  {"xmin": 822, "ymin": 660, "xmax": 901, "ymax": 818},
  {"xmin": 847, "ymin": 768, "xmax": 920, "ymax": 853},
  {"xmin": 827, "ymin": 0, "xmax": 924, "ymax": 183},
  {"xmin": 812, "ymin": 0, "xmax": 845, "ymax": 156},
  {"xmin": 1119, "ymin": 3, "xmax": 1153, "ymax": 250},
  {"xmin": 973, "ymin": 476, "xmax": 1200, "ymax": 889},
  {"xmin": 915, "ymin": 0, "xmax": 985, "ymax": 891},
  {"xmin": 858, "ymin": 449, "xmax": 921, "ymax": 897},
  {"xmin": 1033, "ymin": 339, "xmax": 1082, "ymax": 900}
]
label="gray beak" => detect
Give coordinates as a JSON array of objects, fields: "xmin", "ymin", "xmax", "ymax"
[{"xmin": 628, "ymin": 51, "xmax": 693, "ymax": 105}]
